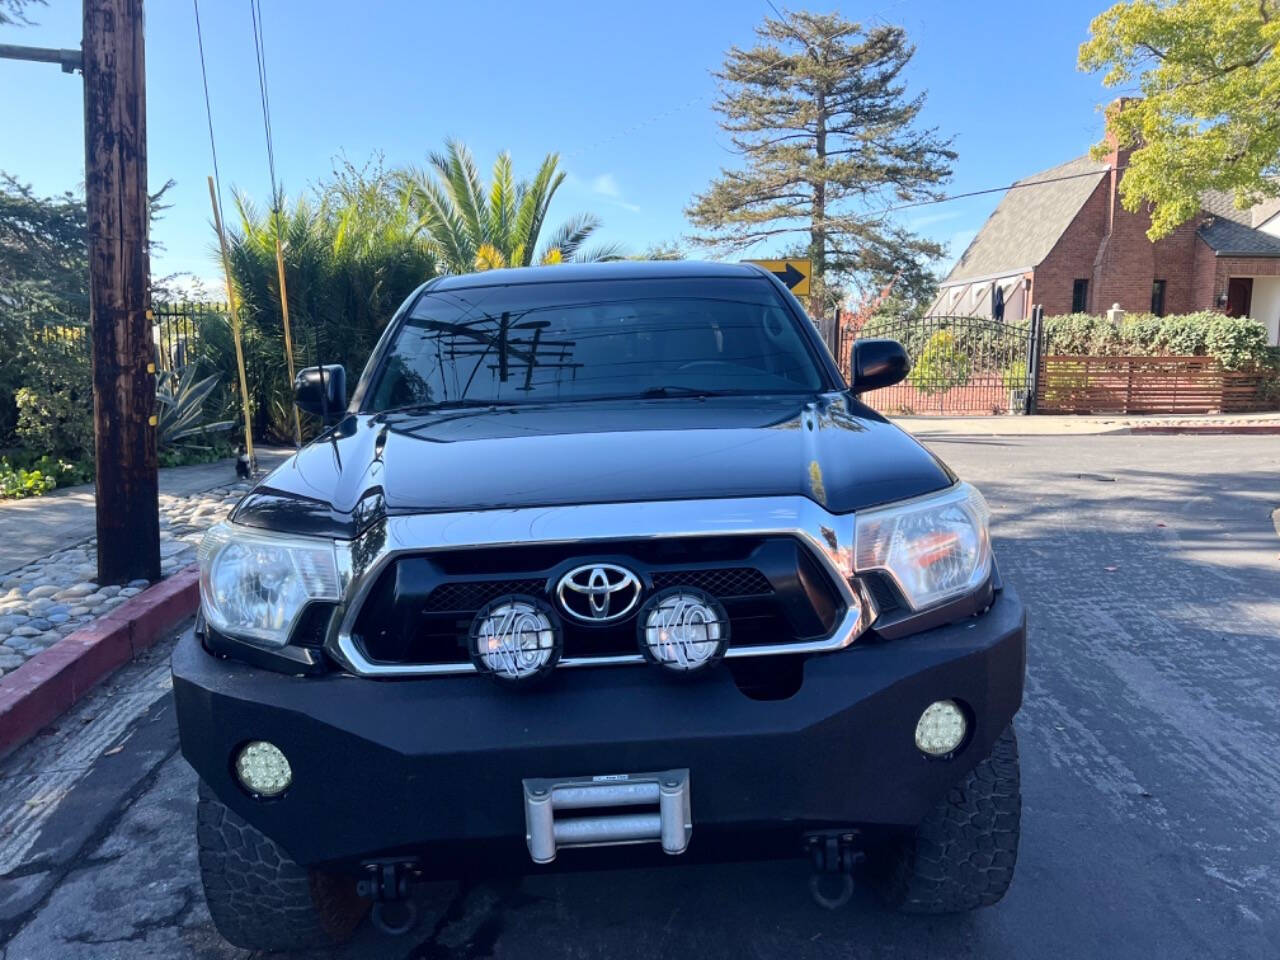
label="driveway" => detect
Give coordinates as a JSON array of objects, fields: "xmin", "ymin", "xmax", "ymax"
[{"xmin": 0, "ymin": 433, "xmax": 1277, "ymax": 959}]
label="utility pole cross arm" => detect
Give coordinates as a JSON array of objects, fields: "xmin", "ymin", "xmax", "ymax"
[{"xmin": 0, "ymin": 42, "xmax": 83, "ymax": 72}]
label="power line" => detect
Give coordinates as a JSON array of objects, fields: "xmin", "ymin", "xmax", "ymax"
[
  {"xmin": 881, "ymin": 165, "xmax": 1121, "ymax": 214},
  {"xmin": 249, "ymin": 0, "xmax": 280, "ymax": 211},
  {"xmin": 192, "ymin": 0, "xmax": 227, "ymax": 229},
  {"xmin": 247, "ymin": 0, "xmax": 302, "ymax": 448}
]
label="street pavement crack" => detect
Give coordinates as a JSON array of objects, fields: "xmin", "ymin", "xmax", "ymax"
[
  {"xmin": 61, "ymin": 886, "xmax": 195, "ymax": 946},
  {"xmin": 0, "ymin": 735, "xmax": 180, "ymax": 948}
]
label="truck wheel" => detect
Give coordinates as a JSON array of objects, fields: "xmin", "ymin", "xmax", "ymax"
[
  {"xmin": 196, "ymin": 780, "xmax": 368, "ymax": 951},
  {"xmin": 876, "ymin": 724, "xmax": 1021, "ymax": 914}
]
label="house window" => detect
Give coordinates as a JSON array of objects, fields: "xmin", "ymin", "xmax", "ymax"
[
  {"xmin": 1072, "ymin": 278, "xmax": 1089, "ymax": 313},
  {"xmin": 1151, "ymin": 280, "xmax": 1167, "ymax": 317}
]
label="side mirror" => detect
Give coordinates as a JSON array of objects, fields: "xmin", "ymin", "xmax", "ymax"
[
  {"xmin": 294, "ymin": 365, "xmax": 347, "ymax": 424},
  {"xmin": 849, "ymin": 338, "xmax": 910, "ymax": 393}
]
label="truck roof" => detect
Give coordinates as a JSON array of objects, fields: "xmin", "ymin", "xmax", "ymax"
[{"xmin": 428, "ymin": 259, "xmax": 770, "ymax": 292}]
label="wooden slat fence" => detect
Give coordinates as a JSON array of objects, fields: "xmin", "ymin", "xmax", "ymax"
[{"xmin": 1036, "ymin": 355, "xmax": 1271, "ymax": 414}]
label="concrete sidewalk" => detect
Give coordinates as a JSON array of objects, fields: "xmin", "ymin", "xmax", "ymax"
[
  {"xmin": 0, "ymin": 448, "xmax": 292, "ymax": 575},
  {"xmin": 892, "ymin": 410, "xmax": 1280, "ymax": 438}
]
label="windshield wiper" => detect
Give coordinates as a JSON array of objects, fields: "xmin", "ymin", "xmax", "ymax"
[
  {"xmin": 634, "ymin": 386, "xmax": 741, "ymax": 399},
  {"xmin": 378, "ymin": 398, "xmax": 522, "ymax": 416}
]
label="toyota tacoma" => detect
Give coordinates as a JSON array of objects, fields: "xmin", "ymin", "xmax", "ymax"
[{"xmin": 173, "ymin": 261, "xmax": 1025, "ymax": 952}]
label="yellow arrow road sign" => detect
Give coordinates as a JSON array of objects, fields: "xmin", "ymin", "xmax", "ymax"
[{"xmin": 743, "ymin": 258, "xmax": 811, "ymax": 297}]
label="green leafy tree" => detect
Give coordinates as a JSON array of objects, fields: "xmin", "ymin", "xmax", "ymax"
[
  {"xmin": 0, "ymin": 175, "xmax": 91, "ymax": 455},
  {"xmin": 630, "ymin": 241, "xmax": 686, "ymax": 261},
  {"xmin": 686, "ymin": 10, "xmax": 955, "ymax": 316},
  {"xmin": 399, "ymin": 141, "xmax": 624, "ymax": 273},
  {"xmin": 1079, "ymin": 0, "xmax": 1280, "ymax": 239}
]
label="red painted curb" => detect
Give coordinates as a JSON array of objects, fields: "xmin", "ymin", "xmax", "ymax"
[
  {"xmin": 0, "ymin": 565, "xmax": 199, "ymax": 758},
  {"xmin": 1129, "ymin": 425, "xmax": 1280, "ymax": 435}
]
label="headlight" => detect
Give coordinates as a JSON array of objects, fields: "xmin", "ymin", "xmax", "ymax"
[
  {"xmin": 198, "ymin": 522, "xmax": 341, "ymax": 649},
  {"xmin": 854, "ymin": 482, "xmax": 992, "ymax": 611}
]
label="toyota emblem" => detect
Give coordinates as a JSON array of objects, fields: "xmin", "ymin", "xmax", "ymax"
[{"xmin": 556, "ymin": 563, "xmax": 642, "ymax": 623}]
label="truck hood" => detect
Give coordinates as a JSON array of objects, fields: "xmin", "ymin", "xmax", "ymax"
[{"xmin": 232, "ymin": 394, "xmax": 955, "ymax": 538}]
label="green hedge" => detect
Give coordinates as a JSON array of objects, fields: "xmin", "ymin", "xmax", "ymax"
[{"xmin": 1042, "ymin": 311, "xmax": 1271, "ymax": 371}]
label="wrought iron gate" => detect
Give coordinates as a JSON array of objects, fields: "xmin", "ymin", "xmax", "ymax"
[{"xmin": 848, "ymin": 309, "xmax": 1044, "ymax": 415}]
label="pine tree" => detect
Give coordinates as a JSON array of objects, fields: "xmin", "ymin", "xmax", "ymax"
[{"xmin": 687, "ymin": 10, "xmax": 955, "ymax": 319}]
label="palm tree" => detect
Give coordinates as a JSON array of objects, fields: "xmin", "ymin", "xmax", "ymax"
[
  {"xmin": 219, "ymin": 160, "xmax": 437, "ymax": 440},
  {"xmin": 399, "ymin": 140, "xmax": 624, "ymax": 273}
]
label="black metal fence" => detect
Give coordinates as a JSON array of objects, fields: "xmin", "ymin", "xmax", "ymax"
[
  {"xmin": 853, "ymin": 310, "xmax": 1044, "ymax": 415},
  {"xmin": 27, "ymin": 320, "xmax": 90, "ymax": 360},
  {"xmin": 152, "ymin": 301, "xmax": 228, "ymax": 372},
  {"xmin": 14, "ymin": 301, "xmax": 228, "ymax": 372}
]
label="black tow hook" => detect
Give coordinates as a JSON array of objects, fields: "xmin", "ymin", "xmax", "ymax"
[
  {"xmin": 805, "ymin": 831, "xmax": 864, "ymax": 910},
  {"xmin": 357, "ymin": 859, "xmax": 421, "ymax": 936}
]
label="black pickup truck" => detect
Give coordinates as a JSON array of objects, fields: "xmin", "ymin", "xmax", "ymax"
[{"xmin": 174, "ymin": 261, "xmax": 1025, "ymax": 952}]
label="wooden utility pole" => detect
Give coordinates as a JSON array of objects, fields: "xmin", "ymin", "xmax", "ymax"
[{"xmin": 83, "ymin": 0, "xmax": 160, "ymax": 584}]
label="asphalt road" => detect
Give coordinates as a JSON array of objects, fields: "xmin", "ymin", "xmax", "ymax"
[{"xmin": 1, "ymin": 433, "xmax": 1277, "ymax": 959}]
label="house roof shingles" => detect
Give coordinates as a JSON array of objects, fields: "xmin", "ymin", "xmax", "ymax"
[
  {"xmin": 1197, "ymin": 216, "xmax": 1280, "ymax": 257},
  {"xmin": 1199, "ymin": 189, "xmax": 1253, "ymax": 225},
  {"xmin": 941, "ymin": 155, "xmax": 1109, "ymax": 286}
]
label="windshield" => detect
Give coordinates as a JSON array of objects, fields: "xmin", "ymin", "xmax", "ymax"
[{"xmin": 366, "ymin": 277, "xmax": 825, "ymax": 412}]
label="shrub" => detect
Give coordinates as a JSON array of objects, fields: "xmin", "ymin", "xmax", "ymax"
[
  {"xmin": 1001, "ymin": 359, "xmax": 1029, "ymax": 391},
  {"xmin": 1205, "ymin": 314, "xmax": 1271, "ymax": 370},
  {"xmin": 0, "ymin": 454, "xmax": 95, "ymax": 500},
  {"xmin": 0, "ymin": 460, "xmax": 57, "ymax": 499},
  {"xmin": 1043, "ymin": 313, "xmax": 1117, "ymax": 355},
  {"xmin": 1154, "ymin": 312, "xmax": 1209, "ymax": 355},
  {"xmin": 1259, "ymin": 347, "xmax": 1280, "ymax": 403},
  {"xmin": 909, "ymin": 330, "xmax": 971, "ymax": 395},
  {"xmin": 1043, "ymin": 310, "xmax": 1270, "ymax": 369},
  {"xmin": 13, "ymin": 341, "xmax": 94, "ymax": 462}
]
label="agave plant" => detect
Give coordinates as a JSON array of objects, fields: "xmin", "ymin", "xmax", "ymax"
[
  {"xmin": 399, "ymin": 140, "xmax": 625, "ymax": 273},
  {"xmin": 155, "ymin": 363, "xmax": 233, "ymax": 448}
]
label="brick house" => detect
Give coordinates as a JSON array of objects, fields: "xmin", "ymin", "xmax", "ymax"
[{"xmin": 930, "ymin": 115, "xmax": 1280, "ymax": 346}]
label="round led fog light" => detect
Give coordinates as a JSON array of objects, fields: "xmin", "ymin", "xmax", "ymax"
[
  {"xmin": 235, "ymin": 740, "xmax": 292, "ymax": 797},
  {"xmin": 470, "ymin": 596, "xmax": 561, "ymax": 682},
  {"xmin": 638, "ymin": 587, "xmax": 729, "ymax": 673},
  {"xmin": 915, "ymin": 700, "xmax": 967, "ymax": 757}
]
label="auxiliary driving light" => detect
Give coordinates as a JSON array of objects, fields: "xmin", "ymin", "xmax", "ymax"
[
  {"xmin": 235, "ymin": 740, "xmax": 292, "ymax": 797},
  {"xmin": 638, "ymin": 587, "xmax": 729, "ymax": 674},
  {"xmin": 470, "ymin": 596, "xmax": 562, "ymax": 683},
  {"xmin": 915, "ymin": 700, "xmax": 967, "ymax": 757}
]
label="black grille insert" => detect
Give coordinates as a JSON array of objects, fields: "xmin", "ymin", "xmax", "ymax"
[
  {"xmin": 651, "ymin": 567, "xmax": 772, "ymax": 597},
  {"xmin": 422, "ymin": 579, "xmax": 547, "ymax": 613}
]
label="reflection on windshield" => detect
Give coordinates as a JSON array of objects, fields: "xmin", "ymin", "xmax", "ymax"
[{"xmin": 368, "ymin": 278, "xmax": 825, "ymax": 412}]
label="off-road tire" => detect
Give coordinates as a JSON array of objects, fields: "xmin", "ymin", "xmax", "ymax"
[
  {"xmin": 876, "ymin": 724, "xmax": 1021, "ymax": 914},
  {"xmin": 196, "ymin": 780, "xmax": 368, "ymax": 951}
]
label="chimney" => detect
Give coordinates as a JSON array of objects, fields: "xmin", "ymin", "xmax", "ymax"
[{"xmin": 1102, "ymin": 97, "xmax": 1140, "ymax": 235}]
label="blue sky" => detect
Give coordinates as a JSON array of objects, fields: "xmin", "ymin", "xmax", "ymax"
[{"xmin": 1, "ymin": 0, "xmax": 1117, "ymax": 290}]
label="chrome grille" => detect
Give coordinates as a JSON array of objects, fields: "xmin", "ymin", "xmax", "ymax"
[{"xmin": 330, "ymin": 496, "xmax": 867, "ymax": 678}]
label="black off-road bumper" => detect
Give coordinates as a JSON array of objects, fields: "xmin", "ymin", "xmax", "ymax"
[{"xmin": 172, "ymin": 585, "xmax": 1025, "ymax": 873}]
